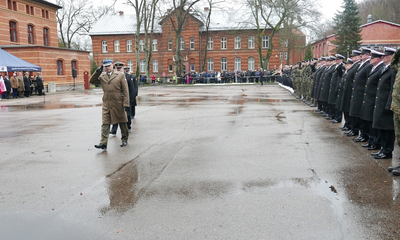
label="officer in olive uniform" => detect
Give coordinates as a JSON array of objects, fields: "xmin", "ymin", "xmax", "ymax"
[{"xmin": 90, "ymin": 60, "xmax": 130, "ymax": 150}]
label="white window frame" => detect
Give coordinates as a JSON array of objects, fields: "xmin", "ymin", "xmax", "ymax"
[
  {"xmin": 139, "ymin": 39, "xmax": 144, "ymax": 52},
  {"xmin": 127, "ymin": 60, "xmax": 133, "ymax": 72},
  {"xmin": 234, "ymin": 57, "xmax": 241, "ymax": 71},
  {"xmin": 262, "ymin": 36, "xmax": 269, "ymax": 48},
  {"xmin": 168, "ymin": 63, "xmax": 173, "ymax": 72},
  {"xmin": 285, "ymin": 52, "xmax": 288, "ymax": 60},
  {"xmin": 102, "ymin": 41, "xmax": 107, "ymax": 53},
  {"xmin": 234, "ymin": 36, "xmax": 241, "ymax": 49},
  {"xmin": 190, "ymin": 38, "xmax": 195, "ymax": 50},
  {"xmin": 168, "ymin": 39, "xmax": 172, "ymax": 51},
  {"xmin": 279, "ymin": 51, "xmax": 283, "ymax": 60},
  {"xmin": 248, "ymin": 36, "xmax": 255, "ymax": 49},
  {"xmin": 221, "ymin": 37, "xmax": 227, "ymax": 50},
  {"xmin": 180, "ymin": 37, "xmax": 184, "ymax": 50},
  {"xmin": 190, "ymin": 64, "xmax": 195, "ymax": 71},
  {"xmin": 153, "ymin": 59, "xmax": 158, "ymax": 72},
  {"xmin": 126, "ymin": 40, "xmax": 132, "ymax": 52},
  {"xmin": 248, "ymin": 57, "xmax": 255, "ymax": 71},
  {"xmin": 114, "ymin": 40, "xmax": 120, "ymax": 53},
  {"xmin": 285, "ymin": 39, "xmax": 289, "ymax": 47},
  {"xmin": 152, "ymin": 39, "xmax": 158, "ymax": 51},
  {"xmin": 207, "ymin": 58, "xmax": 214, "ymax": 72},
  {"xmin": 221, "ymin": 58, "xmax": 227, "ymax": 71},
  {"xmin": 140, "ymin": 59, "xmax": 145, "ymax": 73},
  {"xmin": 207, "ymin": 37, "xmax": 213, "ymax": 50}
]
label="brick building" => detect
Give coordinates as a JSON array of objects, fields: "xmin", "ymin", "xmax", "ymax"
[
  {"xmin": 0, "ymin": 0, "xmax": 90, "ymax": 90},
  {"xmin": 311, "ymin": 20, "xmax": 400, "ymax": 58},
  {"xmin": 90, "ymin": 9, "xmax": 306, "ymax": 78}
]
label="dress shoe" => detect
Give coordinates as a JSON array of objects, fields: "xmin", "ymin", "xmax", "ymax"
[
  {"xmin": 331, "ymin": 120, "xmax": 339, "ymax": 123},
  {"xmin": 109, "ymin": 131, "xmax": 116, "ymax": 136},
  {"xmin": 347, "ymin": 131, "xmax": 357, "ymax": 136},
  {"xmin": 341, "ymin": 127, "xmax": 349, "ymax": 131},
  {"xmin": 371, "ymin": 150, "xmax": 382, "ymax": 156},
  {"xmin": 367, "ymin": 145, "xmax": 380, "ymax": 150},
  {"xmin": 362, "ymin": 143, "xmax": 371, "ymax": 148},
  {"xmin": 373, "ymin": 153, "xmax": 392, "ymax": 159},
  {"xmin": 388, "ymin": 164, "xmax": 400, "ymax": 172},
  {"xmin": 354, "ymin": 137, "xmax": 367, "ymax": 142},
  {"xmin": 120, "ymin": 141, "xmax": 127, "ymax": 147},
  {"xmin": 392, "ymin": 169, "xmax": 400, "ymax": 176},
  {"xmin": 94, "ymin": 143, "xmax": 107, "ymax": 150}
]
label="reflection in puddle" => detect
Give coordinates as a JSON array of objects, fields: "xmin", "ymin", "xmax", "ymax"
[
  {"xmin": 100, "ymin": 161, "xmax": 138, "ymax": 214},
  {"xmin": 1, "ymin": 103, "xmax": 102, "ymax": 111}
]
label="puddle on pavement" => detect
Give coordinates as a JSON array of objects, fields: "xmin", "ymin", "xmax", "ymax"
[
  {"xmin": 1, "ymin": 103, "xmax": 103, "ymax": 111},
  {"xmin": 100, "ymin": 161, "xmax": 139, "ymax": 214}
]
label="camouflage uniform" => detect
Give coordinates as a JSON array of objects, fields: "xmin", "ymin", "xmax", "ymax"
[{"xmin": 390, "ymin": 48, "xmax": 400, "ymax": 146}]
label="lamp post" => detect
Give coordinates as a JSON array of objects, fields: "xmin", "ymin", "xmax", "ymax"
[{"xmin": 235, "ymin": 51, "xmax": 237, "ymax": 83}]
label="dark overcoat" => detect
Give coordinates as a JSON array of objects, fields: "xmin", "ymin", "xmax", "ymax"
[
  {"xmin": 23, "ymin": 76, "xmax": 31, "ymax": 91},
  {"xmin": 373, "ymin": 66, "xmax": 397, "ymax": 130},
  {"xmin": 318, "ymin": 65, "xmax": 336, "ymax": 102},
  {"xmin": 90, "ymin": 70, "xmax": 130, "ymax": 125},
  {"xmin": 349, "ymin": 60, "xmax": 373, "ymax": 117},
  {"xmin": 360, "ymin": 63, "xmax": 384, "ymax": 121},
  {"xmin": 314, "ymin": 66, "xmax": 326, "ymax": 100},
  {"xmin": 328, "ymin": 63, "xmax": 344, "ymax": 105},
  {"xmin": 335, "ymin": 68, "xmax": 346, "ymax": 110},
  {"xmin": 340, "ymin": 61, "xmax": 360, "ymax": 112}
]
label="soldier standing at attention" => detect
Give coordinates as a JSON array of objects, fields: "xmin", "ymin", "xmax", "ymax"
[
  {"xmin": 388, "ymin": 48, "xmax": 400, "ymax": 174},
  {"xmin": 90, "ymin": 60, "xmax": 130, "ymax": 150}
]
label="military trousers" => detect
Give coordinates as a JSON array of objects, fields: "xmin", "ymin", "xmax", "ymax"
[
  {"xmin": 394, "ymin": 114, "xmax": 400, "ymax": 147},
  {"xmin": 100, "ymin": 123, "xmax": 129, "ymax": 145},
  {"xmin": 378, "ymin": 129, "xmax": 395, "ymax": 154}
]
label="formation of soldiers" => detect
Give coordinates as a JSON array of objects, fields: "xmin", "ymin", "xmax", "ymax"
[{"xmin": 283, "ymin": 47, "xmax": 400, "ymax": 176}]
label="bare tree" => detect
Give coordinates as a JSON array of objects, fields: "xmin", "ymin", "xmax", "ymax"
[
  {"xmin": 56, "ymin": 0, "xmax": 116, "ymax": 49},
  {"xmin": 143, "ymin": 0, "xmax": 161, "ymax": 79},
  {"xmin": 246, "ymin": 0, "xmax": 318, "ymax": 69},
  {"xmin": 126, "ymin": 0, "xmax": 145, "ymax": 77},
  {"xmin": 163, "ymin": 0, "xmax": 201, "ymax": 81},
  {"xmin": 358, "ymin": 0, "xmax": 400, "ymax": 24},
  {"xmin": 198, "ymin": 0, "xmax": 224, "ymax": 72}
]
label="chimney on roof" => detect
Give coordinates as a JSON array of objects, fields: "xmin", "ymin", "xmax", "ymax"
[
  {"xmin": 367, "ymin": 14, "xmax": 372, "ymax": 23},
  {"xmin": 204, "ymin": 7, "xmax": 209, "ymax": 11},
  {"xmin": 119, "ymin": 11, "xmax": 124, "ymax": 15}
]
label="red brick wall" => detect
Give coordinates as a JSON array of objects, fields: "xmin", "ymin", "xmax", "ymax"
[
  {"xmin": 0, "ymin": 0, "xmax": 59, "ymax": 47},
  {"xmin": 361, "ymin": 22, "xmax": 400, "ymax": 46},
  {"xmin": 3, "ymin": 46, "xmax": 90, "ymax": 86},
  {"xmin": 91, "ymin": 14, "xmax": 306, "ymax": 76}
]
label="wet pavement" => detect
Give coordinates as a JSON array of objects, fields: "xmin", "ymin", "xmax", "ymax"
[{"xmin": 1, "ymin": 84, "xmax": 400, "ymax": 240}]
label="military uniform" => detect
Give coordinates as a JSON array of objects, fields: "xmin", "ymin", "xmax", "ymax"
[{"xmin": 90, "ymin": 60, "xmax": 130, "ymax": 150}]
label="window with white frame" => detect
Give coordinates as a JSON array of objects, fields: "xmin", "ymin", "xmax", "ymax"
[
  {"xmin": 127, "ymin": 60, "xmax": 133, "ymax": 72},
  {"xmin": 139, "ymin": 39, "xmax": 144, "ymax": 52},
  {"xmin": 114, "ymin": 40, "xmax": 120, "ymax": 52},
  {"xmin": 140, "ymin": 59, "xmax": 145, "ymax": 72},
  {"xmin": 168, "ymin": 39, "xmax": 172, "ymax": 51},
  {"xmin": 262, "ymin": 36, "xmax": 269, "ymax": 48},
  {"xmin": 207, "ymin": 58, "xmax": 214, "ymax": 71},
  {"xmin": 221, "ymin": 37, "xmax": 227, "ymax": 50},
  {"xmin": 248, "ymin": 57, "xmax": 255, "ymax": 70},
  {"xmin": 279, "ymin": 51, "xmax": 283, "ymax": 60},
  {"xmin": 248, "ymin": 36, "xmax": 255, "ymax": 49},
  {"xmin": 153, "ymin": 59, "xmax": 158, "ymax": 72},
  {"xmin": 234, "ymin": 36, "xmax": 241, "ymax": 49},
  {"xmin": 180, "ymin": 37, "xmax": 184, "ymax": 50},
  {"xmin": 152, "ymin": 39, "xmax": 158, "ymax": 51},
  {"xmin": 127, "ymin": 40, "xmax": 132, "ymax": 52},
  {"xmin": 235, "ymin": 57, "xmax": 241, "ymax": 71},
  {"xmin": 285, "ymin": 39, "xmax": 289, "ymax": 47},
  {"xmin": 102, "ymin": 41, "xmax": 107, "ymax": 53},
  {"xmin": 190, "ymin": 64, "xmax": 195, "ymax": 71},
  {"xmin": 207, "ymin": 37, "xmax": 213, "ymax": 50},
  {"xmin": 168, "ymin": 63, "xmax": 173, "ymax": 72},
  {"xmin": 285, "ymin": 52, "xmax": 288, "ymax": 60},
  {"xmin": 221, "ymin": 58, "xmax": 227, "ymax": 71},
  {"xmin": 190, "ymin": 38, "xmax": 194, "ymax": 50}
]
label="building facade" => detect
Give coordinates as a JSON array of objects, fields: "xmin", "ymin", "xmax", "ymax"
[
  {"xmin": 311, "ymin": 20, "xmax": 400, "ymax": 58},
  {"xmin": 0, "ymin": 0, "xmax": 90, "ymax": 90},
  {"xmin": 90, "ymin": 9, "xmax": 306, "ymax": 78}
]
